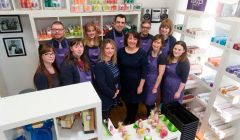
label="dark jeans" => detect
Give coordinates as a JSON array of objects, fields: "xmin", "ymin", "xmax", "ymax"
[{"xmin": 124, "ymin": 102, "xmax": 139, "ymax": 125}]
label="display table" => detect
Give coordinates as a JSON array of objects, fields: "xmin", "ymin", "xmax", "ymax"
[{"xmin": 104, "ymin": 120, "xmax": 181, "ymax": 140}]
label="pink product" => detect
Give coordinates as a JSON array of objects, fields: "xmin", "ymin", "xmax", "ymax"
[
  {"xmin": 233, "ymin": 43, "xmax": 240, "ymax": 50},
  {"xmin": 19, "ymin": 0, "xmax": 39, "ymax": 9},
  {"xmin": 187, "ymin": 46, "xmax": 200, "ymax": 54},
  {"xmin": 106, "ymin": 0, "xmax": 117, "ymax": 4},
  {"xmin": 71, "ymin": 4, "xmax": 83, "ymax": 12}
]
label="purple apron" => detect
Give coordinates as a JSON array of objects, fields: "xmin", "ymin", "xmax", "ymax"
[
  {"xmin": 162, "ymin": 38, "xmax": 170, "ymax": 57},
  {"xmin": 113, "ymin": 30, "xmax": 124, "ymax": 50},
  {"xmin": 162, "ymin": 62, "xmax": 184, "ymax": 104},
  {"xmin": 77, "ymin": 67, "xmax": 92, "ymax": 83},
  {"xmin": 52, "ymin": 40, "xmax": 69, "ymax": 69},
  {"xmin": 141, "ymin": 38, "xmax": 152, "ymax": 53},
  {"xmin": 145, "ymin": 54, "xmax": 159, "ymax": 105},
  {"xmin": 88, "ymin": 47, "xmax": 100, "ymax": 68}
]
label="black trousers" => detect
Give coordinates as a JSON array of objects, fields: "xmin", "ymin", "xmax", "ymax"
[
  {"xmin": 145, "ymin": 104, "xmax": 155, "ymax": 117},
  {"xmin": 102, "ymin": 109, "xmax": 110, "ymax": 121},
  {"xmin": 124, "ymin": 102, "xmax": 139, "ymax": 125}
]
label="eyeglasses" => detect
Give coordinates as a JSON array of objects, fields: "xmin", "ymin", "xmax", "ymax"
[
  {"xmin": 141, "ymin": 26, "xmax": 151, "ymax": 29},
  {"xmin": 44, "ymin": 52, "xmax": 55, "ymax": 56},
  {"xmin": 51, "ymin": 28, "xmax": 64, "ymax": 33}
]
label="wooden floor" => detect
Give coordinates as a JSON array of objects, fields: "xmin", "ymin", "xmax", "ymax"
[{"xmin": 109, "ymin": 102, "xmax": 147, "ymax": 127}]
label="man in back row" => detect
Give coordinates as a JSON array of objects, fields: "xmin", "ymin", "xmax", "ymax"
[
  {"xmin": 105, "ymin": 14, "xmax": 126, "ymax": 51},
  {"xmin": 50, "ymin": 21, "xmax": 69, "ymax": 69}
]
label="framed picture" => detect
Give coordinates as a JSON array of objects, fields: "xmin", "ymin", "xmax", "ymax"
[
  {"xmin": 3, "ymin": 37, "xmax": 26, "ymax": 57},
  {"xmin": 0, "ymin": 15, "xmax": 22, "ymax": 33}
]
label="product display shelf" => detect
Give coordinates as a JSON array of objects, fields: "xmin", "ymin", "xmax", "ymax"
[
  {"xmin": 191, "ymin": 74, "xmax": 213, "ymax": 91},
  {"xmin": 173, "ymin": 29, "xmax": 208, "ymax": 39},
  {"xmin": 228, "ymin": 48, "xmax": 240, "ymax": 56},
  {"xmin": 210, "ymin": 42, "xmax": 227, "ymax": 51},
  {"xmin": 195, "ymin": 96, "xmax": 208, "ymax": 107},
  {"xmin": 38, "ymin": 36, "xmax": 83, "ymax": 42},
  {"xmin": 215, "ymin": 16, "xmax": 240, "ymax": 24},
  {"xmin": 185, "ymin": 79, "xmax": 198, "ymax": 90},
  {"xmin": 0, "ymin": 82, "xmax": 103, "ymax": 140},
  {"xmin": 176, "ymin": 10, "xmax": 215, "ymax": 18},
  {"xmin": 204, "ymin": 62, "xmax": 219, "ymax": 72},
  {"xmin": 103, "ymin": 119, "xmax": 181, "ymax": 140},
  {"xmin": 223, "ymin": 71, "xmax": 240, "ymax": 83}
]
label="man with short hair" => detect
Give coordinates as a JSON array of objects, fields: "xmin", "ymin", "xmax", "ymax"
[
  {"xmin": 105, "ymin": 14, "xmax": 126, "ymax": 50},
  {"xmin": 50, "ymin": 21, "xmax": 69, "ymax": 69}
]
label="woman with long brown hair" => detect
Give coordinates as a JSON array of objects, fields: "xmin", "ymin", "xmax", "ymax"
[
  {"xmin": 94, "ymin": 39, "xmax": 120, "ymax": 120},
  {"xmin": 84, "ymin": 22, "xmax": 101, "ymax": 69},
  {"xmin": 161, "ymin": 41, "xmax": 190, "ymax": 104},
  {"xmin": 60, "ymin": 39, "xmax": 91, "ymax": 85},
  {"xmin": 34, "ymin": 44, "xmax": 60, "ymax": 90}
]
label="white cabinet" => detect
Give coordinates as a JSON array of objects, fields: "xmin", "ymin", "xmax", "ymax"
[
  {"xmin": 0, "ymin": 82, "xmax": 103, "ymax": 140},
  {"xmin": 173, "ymin": 1, "xmax": 240, "ymax": 140}
]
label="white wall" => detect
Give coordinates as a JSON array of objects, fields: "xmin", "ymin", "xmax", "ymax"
[
  {"xmin": 0, "ymin": 15, "xmax": 38, "ymax": 96},
  {"xmin": 138, "ymin": 0, "xmax": 177, "ymax": 35}
]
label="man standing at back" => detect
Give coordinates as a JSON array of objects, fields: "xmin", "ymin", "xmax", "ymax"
[
  {"xmin": 105, "ymin": 14, "xmax": 126, "ymax": 50},
  {"xmin": 50, "ymin": 21, "xmax": 69, "ymax": 69}
]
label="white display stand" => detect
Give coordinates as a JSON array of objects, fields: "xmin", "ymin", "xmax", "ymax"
[
  {"xmin": 0, "ymin": 0, "xmax": 141, "ymax": 48},
  {"xmin": 0, "ymin": 82, "xmax": 103, "ymax": 140},
  {"xmin": 173, "ymin": 0, "xmax": 240, "ymax": 140},
  {"xmin": 104, "ymin": 120, "xmax": 181, "ymax": 140}
]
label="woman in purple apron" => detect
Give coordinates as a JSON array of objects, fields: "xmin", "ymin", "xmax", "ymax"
[
  {"xmin": 34, "ymin": 44, "xmax": 60, "ymax": 90},
  {"xmin": 84, "ymin": 22, "xmax": 101, "ymax": 69},
  {"xmin": 161, "ymin": 41, "xmax": 190, "ymax": 104},
  {"xmin": 139, "ymin": 20, "xmax": 153, "ymax": 53},
  {"xmin": 60, "ymin": 39, "xmax": 91, "ymax": 85},
  {"xmin": 159, "ymin": 19, "xmax": 176, "ymax": 56},
  {"xmin": 94, "ymin": 39, "xmax": 120, "ymax": 120},
  {"xmin": 143, "ymin": 35, "xmax": 166, "ymax": 117}
]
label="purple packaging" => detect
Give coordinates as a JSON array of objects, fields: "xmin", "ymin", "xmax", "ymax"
[{"xmin": 187, "ymin": 0, "xmax": 207, "ymax": 11}]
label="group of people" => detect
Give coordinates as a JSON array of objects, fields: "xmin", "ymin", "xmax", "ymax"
[{"xmin": 33, "ymin": 14, "xmax": 190, "ymax": 124}]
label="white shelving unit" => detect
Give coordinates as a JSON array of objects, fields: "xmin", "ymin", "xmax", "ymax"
[
  {"xmin": 0, "ymin": 0, "xmax": 141, "ymax": 48},
  {"xmin": 174, "ymin": 1, "xmax": 240, "ymax": 140},
  {"xmin": 0, "ymin": 82, "xmax": 103, "ymax": 140}
]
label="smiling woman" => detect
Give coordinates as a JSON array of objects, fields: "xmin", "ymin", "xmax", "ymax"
[
  {"xmin": 117, "ymin": 31, "xmax": 147, "ymax": 125},
  {"xmin": 161, "ymin": 41, "xmax": 190, "ymax": 105},
  {"xmin": 94, "ymin": 39, "xmax": 120, "ymax": 120},
  {"xmin": 60, "ymin": 39, "xmax": 91, "ymax": 86},
  {"xmin": 33, "ymin": 44, "xmax": 60, "ymax": 90}
]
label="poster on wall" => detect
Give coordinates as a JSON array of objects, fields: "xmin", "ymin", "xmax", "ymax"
[
  {"xmin": 3, "ymin": 37, "xmax": 26, "ymax": 57},
  {"xmin": 0, "ymin": 15, "xmax": 23, "ymax": 33}
]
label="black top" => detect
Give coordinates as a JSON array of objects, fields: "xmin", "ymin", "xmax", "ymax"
[
  {"xmin": 118, "ymin": 47, "xmax": 147, "ymax": 103},
  {"xmin": 157, "ymin": 53, "xmax": 167, "ymax": 65},
  {"xmin": 175, "ymin": 59, "xmax": 190, "ymax": 83},
  {"xmin": 60, "ymin": 61, "xmax": 80, "ymax": 86},
  {"xmin": 34, "ymin": 71, "xmax": 60, "ymax": 90},
  {"xmin": 94, "ymin": 61, "xmax": 120, "ymax": 110}
]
